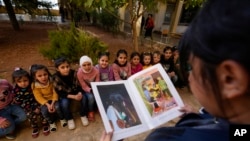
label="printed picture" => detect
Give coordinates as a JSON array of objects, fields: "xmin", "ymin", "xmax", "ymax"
[
  {"xmin": 96, "ymin": 84, "xmax": 141, "ymax": 131},
  {"xmin": 132, "ymin": 68, "xmax": 178, "ymax": 117}
]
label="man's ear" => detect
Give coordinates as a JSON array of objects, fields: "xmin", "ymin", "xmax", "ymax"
[{"xmin": 217, "ymin": 60, "xmax": 249, "ymax": 99}]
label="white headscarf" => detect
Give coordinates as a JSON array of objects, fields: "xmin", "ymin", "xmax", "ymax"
[{"xmin": 79, "ymin": 55, "xmax": 93, "ymax": 73}]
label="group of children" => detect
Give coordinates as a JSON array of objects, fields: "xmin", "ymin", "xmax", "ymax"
[{"xmin": 0, "ymin": 46, "xmax": 184, "ymax": 140}]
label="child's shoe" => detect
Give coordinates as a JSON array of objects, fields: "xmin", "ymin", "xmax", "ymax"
[
  {"xmin": 31, "ymin": 128, "xmax": 39, "ymax": 138},
  {"xmin": 81, "ymin": 116, "xmax": 89, "ymax": 126},
  {"xmin": 5, "ymin": 133, "xmax": 16, "ymax": 140},
  {"xmin": 67, "ymin": 119, "xmax": 75, "ymax": 130},
  {"xmin": 43, "ymin": 126, "xmax": 50, "ymax": 136},
  {"xmin": 49, "ymin": 122, "xmax": 57, "ymax": 132},
  {"xmin": 88, "ymin": 112, "xmax": 95, "ymax": 121},
  {"xmin": 60, "ymin": 119, "xmax": 67, "ymax": 127}
]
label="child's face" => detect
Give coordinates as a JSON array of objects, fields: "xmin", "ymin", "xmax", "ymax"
[
  {"xmin": 16, "ymin": 76, "xmax": 29, "ymax": 89},
  {"xmin": 153, "ymin": 54, "xmax": 161, "ymax": 64},
  {"xmin": 98, "ymin": 55, "xmax": 109, "ymax": 69},
  {"xmin": 117, "ymin": 53, "xmax": 127, "ymax": 65},
  {"xmin": 81, "ymin": 62, "xmax": 92, "ymax": 72},
  {"xmin": 131, "ymin": 55, "xmax": 140, "ymax": 66},
  {"xmin": 143, "ymin": 55, "xmax": 151, "ymax": 65},
  {"xmin": 35, "ymin": 69, "xmax": 49, "ymax": 85},
  {"xmin": 164, "ymin": 49, "xmax": 172, "ymax": 60},
  {"xmin": 57, "ymin": 62, "xmax": 70, "ymax": 76}
]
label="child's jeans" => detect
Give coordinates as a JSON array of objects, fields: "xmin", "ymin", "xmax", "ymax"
[
  {"xmin": 85, "ymin": 92, "xmax": 95, "ymax": 112},
  {"xmin": 59, "ymin": 93, "xmax": 88, "ymax": 120},
  {"xmin": 0, "ymin": 104, "xmax": 27, "ymax": 136},
  {"xmin": 40, "ymin": 101, "xmax": 63, "ymax": 124}
]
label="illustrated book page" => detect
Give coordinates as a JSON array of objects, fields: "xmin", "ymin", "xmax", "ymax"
[{"xmin": 91, "ymin": 64, "xmax": 184, "ymax": 141}]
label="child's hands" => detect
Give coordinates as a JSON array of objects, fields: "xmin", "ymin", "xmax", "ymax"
[
  {"xmin": 0, "ymin": 119, "xmax": 10, "ymax": 128},
  {"xmin": 34, "ymin": 108, "xmax": 40, "ymax": 114},
  {"xmin": 46, "ymin": 103, "xmax": 55, "ymax": 113},
  {"xmin": 178, "ymin": 104, "xmax": 195, "ymax": 117},
  {"xmin": 74, "ymin": 92, "xmax": 82, "ymax": 101}
]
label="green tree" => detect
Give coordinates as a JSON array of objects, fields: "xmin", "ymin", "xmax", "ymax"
[
  {"xmin": 71, "ymin": 0, "xmax": 204, "ymax": 51},
  {"xmin": 2, "ymin": 0, "xmax": 54, "ymax": 31}
]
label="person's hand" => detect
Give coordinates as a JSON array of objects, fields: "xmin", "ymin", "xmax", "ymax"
[
  {"xmin": 0, "ymin": 119, "xmax": 10, "ymax": 128},
  {"xmin": 100, "ymin": 131, "xmax": 113, "ymax": 141},
  {"xmin": 34, "ymin": 108, "xmax": 40, "ymax": 114},
  {"xmin": 74, "ymin": 92, "xmax": 83, "ymax": 101},
  {"xmin": 178, "ymin": 104, "xmax": 195, "ymax": 117}
]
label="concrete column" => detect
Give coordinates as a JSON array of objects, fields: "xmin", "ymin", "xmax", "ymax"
[
  {"xmin": 118, "ymin": 5, "xmax": 127, "ymax": 32},
  {"xmin": 154, "ymin": 2, "xmax": 167, "ymax": 31}
]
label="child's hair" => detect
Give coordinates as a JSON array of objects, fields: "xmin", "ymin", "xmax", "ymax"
[
  {"xmin": 163, "ymin": 46, "xmax": 173, "ymax": 53},
  {"xmin": 30, "ymin": 64, "xmax": 51, "ymax": 82},
  {"xmin": 116, "ymin": 49, "xmax": 128, "ymax": 58},
  {"xmin": 54, "ymin": 57, "xmax": 70, "ymax": 68},
  {"xmin": 140, "ymin": 52, "xmax": 152, "ymax": 65},
  {"xmin": 12, "ymin": 67, "xmax": 30, "ymax": 84},
  {"xmin": 152, "ymin": 50, "xmax": 161, "ymax": 56},
  {"xmin": 130, "ymin": 51, "xmax": 140, "ymax": 60},
  {"xmin": 98, "ymin": 51, "xmax": 110, "ymax": 59}
]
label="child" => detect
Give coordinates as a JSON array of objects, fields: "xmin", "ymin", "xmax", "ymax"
[
  {"xmin": 12, "ymin": 68, "xmax": 49, "ymax": 138},
  {"xmin": 30, "ymin": 64, "xmax": 67, "ymax": 132},
  {"xmin": 0, "ymin": 79, "xmax": 26, "ymax": 139},
  {"xmin": 112, "ymin": 49, "xmax": 131, "ymax": 80},
  {"xmin": 77, "ymin": 55, "xmax": 100, "ymax": 121},
  {"xmin": 52, "ymin": 57, "xmax": 89, "ymax": 130},
  {"xmin": 160, "ymin": 46, "xmax": 178, "ymax": 84},
  {"xmin": 95, "ymin": 52, "xmax": 114, "ymax": 81},
  {"xmin": 141, "ymin": 52, "xmax": 152, "ymax": 69},
  {"xmin": 152, "ymin": 50, "xmax": 161, "ymax": 65},
  {"xmin": 130, "ymin": 51, "xmax": 143, "ymax": 75}
]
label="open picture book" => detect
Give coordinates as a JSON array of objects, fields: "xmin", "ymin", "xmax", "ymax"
[{"xmin": 91, "ymin": 64, "xmax": 184, "ymax": 141}]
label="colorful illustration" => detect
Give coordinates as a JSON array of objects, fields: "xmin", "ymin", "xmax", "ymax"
[{"xmin": 133, "ymin": 68, "xmax": 178, "ymax": 117}]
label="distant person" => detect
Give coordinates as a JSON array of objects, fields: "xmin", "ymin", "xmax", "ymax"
[
  {"xmin": 95, "ymin": 52, "xmax": 114, "ymax": 81},
  {"xmin": 130, "ymin": 51, "xmax": 143, "ymax": 75},
  {"xmin": 141, "ymin": 52, "xmax": 152, "ymax": 70},
  {"xmin": 152, "ymin": 50, "xmax": 162, "ymax": 65},
  {"xmin": 0, "ymin": 79, "xmax": 26, "ymax": 140},
  {"xmin": 52, "ymin": 57, "xmax": 89, "ymax": 130},
  {"xmin": 77, "ymin": 56, "xmax": 100, "ymax": 122},
  {"xmin": 30, "ymin": 64, "xmax": 67, "ymax": 132},
  {"xmin": 12, "ymin": 68, "xmax": 49, "ymax": 138},
  {"xmin": 144, "ymin": 14, "xmax": 154, "ymax": 40},
  {"xmin": 112, "ymin": 49, "xmax": 131, "ymax": 80}
]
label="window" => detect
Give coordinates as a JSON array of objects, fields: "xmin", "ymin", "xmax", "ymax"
[{"xmin": 164, "ymin": 4, "xmax": 175, "ymax": 24}]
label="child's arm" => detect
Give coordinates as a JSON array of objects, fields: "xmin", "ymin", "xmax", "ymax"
[
  {"xmin": 112, "ymin": 64, "xmax": 121, "ymax": 80},
  {"xmin": 77, "ymin": 70, "xmax": 92, "ymax": 93}
]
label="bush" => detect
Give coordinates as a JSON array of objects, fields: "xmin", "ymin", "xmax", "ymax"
[{"xmin": 40, "ymin": 24, "xmax": 107, "ymax": 64}]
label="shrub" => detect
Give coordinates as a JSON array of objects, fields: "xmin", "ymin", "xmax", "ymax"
[{"xmin": 40, "ymin": 24, "xmax": 108, "ymax": 64}]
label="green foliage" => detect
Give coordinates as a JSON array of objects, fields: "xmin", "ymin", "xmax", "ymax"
[
  {"xmin": 184, "ymin": 0, "xmax": 205, "ymax": 9},
  {"xmin": 39, "ymin": 24, "xmax": 108, "ymax": 64},
  {"xmin": 99, "ymin": 9, "xmax": 120, "ymax": 33}
]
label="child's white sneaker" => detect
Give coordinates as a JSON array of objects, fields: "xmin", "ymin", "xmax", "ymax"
[
  {"xmin": 60, "ymin": 119, "xmax": 67, "ymax": 127},
  {"xmin": 81, "ymin": 116, "xmax": 89, "ymax": 126},
  {"xmin": 67, "ymin": 119, "xmax": 75, "ymax": 130},
  {"xmin": 49, "ymin": 122, "xmax": 57, "ymax": 132}
]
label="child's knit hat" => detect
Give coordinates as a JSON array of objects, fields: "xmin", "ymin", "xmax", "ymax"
[
  {"xmin": 0, "ymin": 79, "xmax": 10, "ymax": 89},
  {"xmin": 79, "ymin": 55, "xmax": 93, "ymax": 66}
]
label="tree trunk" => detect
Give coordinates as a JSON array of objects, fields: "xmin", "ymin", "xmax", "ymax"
[
  {"xmin": 132, "ymin": 21, "xmax": 139, "ymax": 52},
  {"xmin": 3, "ymin": 0, "xmax": 20, "ymax": 31}
]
